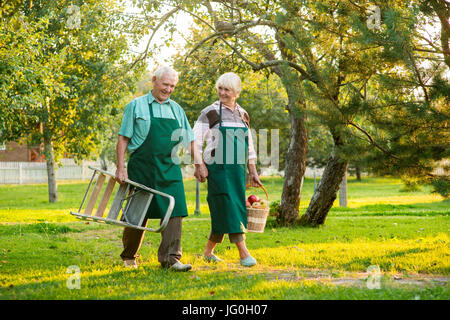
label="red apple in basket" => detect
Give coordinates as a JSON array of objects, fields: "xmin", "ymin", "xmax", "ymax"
[
  {"xmin": 246, "ymin": 200, "xmax": 252, "ymax": 207},
  {"xmin": 247, "ymin": 195, "xmax": 259, "ymax": 204},
  {"xmin": 247, "ymin": 194, "xmax": 261, "ymax": 204}
]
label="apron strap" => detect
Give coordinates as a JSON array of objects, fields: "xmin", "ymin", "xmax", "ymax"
[
  {"xmin": 149, "ymin": 101, "xmax": 179, "ymax": 127},
  {"xmin": 219, "ymin": 102, "xmax": 247, "ymax": 128},
  {"xmin": 219, "ymin": 102, "xmax": 223, "ymax": 127}
]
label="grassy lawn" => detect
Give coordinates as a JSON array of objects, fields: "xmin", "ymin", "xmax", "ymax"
[{"xmin": 0, "ymin": 176, "xmax": 449, "ymax": 300}]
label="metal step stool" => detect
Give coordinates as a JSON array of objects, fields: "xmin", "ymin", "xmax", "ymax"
[{"xmin": 69, "ymin": 166, "xmax": 174, "ymax": 232}]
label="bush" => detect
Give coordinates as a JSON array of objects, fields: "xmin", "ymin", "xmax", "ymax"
[
  {"xmin": 431, "ymin": 177, "xmax": 450, "ymax": 198},
  {"xmin": 400, "ymin": 179, "xmax": 421, "ymax": 192},
  {"xmin": 269, "ymin": 200, "xmax": 280, "ymax": 217}
]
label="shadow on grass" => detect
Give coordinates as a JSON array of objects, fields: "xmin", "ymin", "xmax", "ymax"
[
  {"xmin": 340, "ymin": 247, "xmax": 432, "ymax": 272},
  {"xmin": 2, "ymin": 263, "xmax": 448, "ymax": 300},
  {"xmin": 0, "ymin": 265, "xmax": 269, "ymax": 300}
]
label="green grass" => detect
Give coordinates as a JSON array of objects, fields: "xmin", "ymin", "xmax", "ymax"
[{"xmin": 0, "ymin": 176, "xmax": 449, "ymax": 300}]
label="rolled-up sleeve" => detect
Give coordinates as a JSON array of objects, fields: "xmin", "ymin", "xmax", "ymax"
[
  {"xmin": 248, "ymin": 129, "xmax": 257, "ymax": 161},
  {"xmin": 118, "ymin": 100, "xmax": 135, "ymax": 139},
  {"xmin": 180, "ymin": 111, "xmax": 195, "ymax": 147},
  {"xmin": 193, "ymin": 111, "xmax": 209, "ymax": 155}
]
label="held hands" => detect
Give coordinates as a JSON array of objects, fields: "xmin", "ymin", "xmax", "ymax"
[
  {"xmin": 194, "ymin": 163, "xmax": 208, "ymax": 183},
  {"xmin": 115, "ymin": 168, "xmax": 128, "ymax": 184}
]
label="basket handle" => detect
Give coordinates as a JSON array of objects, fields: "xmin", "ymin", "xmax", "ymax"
[{"xmin": 246, "ymin": 184, "xmax": 269, "ymax": 202}]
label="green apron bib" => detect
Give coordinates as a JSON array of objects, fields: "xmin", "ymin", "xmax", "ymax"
[
  {"xmin": 127, "ymin": 103, "xmax": 188, "ymax": 219},
  {"xmin": 206, "ymin": 103, "xmax": 249, "ymax": 234}
]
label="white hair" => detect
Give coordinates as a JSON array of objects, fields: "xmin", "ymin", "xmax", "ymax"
[
  {"xmin": 153, "ymin": 65, "xmax": 179, "ymax": 81},
  {"xmin": 216, "ymin": 72, "xmax": 242, "ymax": 94}
]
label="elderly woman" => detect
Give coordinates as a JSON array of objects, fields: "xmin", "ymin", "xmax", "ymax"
[{"xmin": 193, "ymin": 72, "xmax": 262, "ymax": 267}]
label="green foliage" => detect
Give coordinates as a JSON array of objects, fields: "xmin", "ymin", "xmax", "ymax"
[
  {"xmin": 269, "ymin": 199, "xmax": 280, "ymax": 217},
  {"xmin": 399, "ymin": 180, "xmax": 422, "ymax": 193},
  {"xmin": 345, "ymin": 1, "xmax": 449, "ymax": 184},
  {"xmin": 432, "ymin": 177, "xmax": 450, "ymax": 198},
  {"xmin": 0, "ymin": 0, "xmax": 146, "ymax": 163}
]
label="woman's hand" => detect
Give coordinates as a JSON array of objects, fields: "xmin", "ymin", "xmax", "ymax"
[
  {"xmin": 248, "ymin": 172, "xmax": 263, "ymax": 187},
  {"xmin": 247, "ymin": 162, "xmax": 262, "ymax": 187},
  {"xmin": 194, "ymin": 163, "xmax": 208, "ymax": 183}
]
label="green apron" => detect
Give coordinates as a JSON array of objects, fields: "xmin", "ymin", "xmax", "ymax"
[
  {"xmin": 127, "ymin": 103, "xmax": 188, "ymax": 219},
  {"xmin": 206, "ymin": 103, "xmax": 249, "ymax": 234}
]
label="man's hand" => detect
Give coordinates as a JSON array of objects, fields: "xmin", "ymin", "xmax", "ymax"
[
  {"xmin": 115, "ymin": 135, "xmax": 130, "ymax": 184},
  {"xmin": 194, "ymin": 163, "xmax": 208, "ymax": 183},
  {"xmin": 115, "ymin": 167, "xmax": 128, "ymax": 184}
]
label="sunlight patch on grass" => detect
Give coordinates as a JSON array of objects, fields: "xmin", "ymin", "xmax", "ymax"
[
  {"xmin": 0, "ymin": 209, "xmax": 78, "ymax": 224},
  {"xmin": 347, "ymin": 194, "xmax": 444, "ymax": 208},
  {"xmin": 251, "ymin": 234, "xmax": 450, "ymax": 274}
]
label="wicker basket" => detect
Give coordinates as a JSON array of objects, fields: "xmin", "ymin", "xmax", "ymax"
[{"xmin": 246, "ymin": 184, "xmax": 269, "ymax": 233}]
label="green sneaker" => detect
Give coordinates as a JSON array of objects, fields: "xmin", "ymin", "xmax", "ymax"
[
  {"xmin": 203, "ymin": 254, "xmax": 223, "ymax": 263},
  {"xmin": 240, "ymin": 256, "xmax": 257, "ymax": 267}
]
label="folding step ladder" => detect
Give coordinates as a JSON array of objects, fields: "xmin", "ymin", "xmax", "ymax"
[{"xmin": 70, "ymin": 166, "xmax": 174, "ymax": 232}]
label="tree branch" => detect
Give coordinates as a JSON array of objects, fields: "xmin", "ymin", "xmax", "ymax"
[
  {"xmin": 348, "ymin": 121, "xmax": 399, "ymax": 159},
  {"xmin": 127, "ymin": 6, "xmax": 181, "ymax": 71},
  {"xmin": 406, "ymin": 49, "xmax": 430, "ymax": 102},
  {"xmin": 183, "ymin": 17, "xmax": 278, "ymax": 62},
  {"xmin": 219, "ymin": 35, "xmax": 311, "ymax": 79},
  {"xmin": 182, "ymin": 12, "xmax": 312, "ymax": 80}
]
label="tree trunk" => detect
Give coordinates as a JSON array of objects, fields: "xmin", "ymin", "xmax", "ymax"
[
  {"xmin": 339, "ymin": 171, "xmax": 347, "ymax": 207},
  {"xmin": 277, "ymin": 97, "xmax": 308, "ymax": 225},
  {"xmin": 356, "ymin": 165, "xmax": 361, "ymax": 181},
  {"xmin": 43, "ymin": 131, "xmax": 58, "ymax": 203},
  {"xmin": 430, "ymin": 0, "xmax": 450, "ymax": 68},
  {"xmin": 299, "ymin": 149, "xmax": 348, "ymax": 226},
  {"xmin": 247, "ymin": 33, "xmax": 308, "ymax": 225}
]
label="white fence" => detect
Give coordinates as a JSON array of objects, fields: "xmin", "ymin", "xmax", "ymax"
[
  {"xmin": 0, "ymin": 159, "xmax": 324, "ymax": 185},
  {"xmin": 0, "ymin": 160, "xmax": 114, "ymax": 184},
  {"xmin": 1, "ymin": 156, "xmax": 446, "ymax": 185}
]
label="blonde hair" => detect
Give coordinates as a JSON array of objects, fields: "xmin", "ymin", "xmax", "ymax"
[{"xmin": 216, "ymin": 72, "xmax": 242, "ymax": 95}]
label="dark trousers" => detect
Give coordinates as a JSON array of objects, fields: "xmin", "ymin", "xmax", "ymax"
[{"xmin": 120, "ymin": 217, "xmax": 183, "ymax": 266}]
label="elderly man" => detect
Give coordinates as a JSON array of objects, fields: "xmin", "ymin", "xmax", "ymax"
[{"xmin": 115, "ymin": 66, "xmax": 196, "ymax": 271}]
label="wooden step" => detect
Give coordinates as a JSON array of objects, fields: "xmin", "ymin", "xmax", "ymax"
[
  {"xmin": 95, "ymin": 177, "xmax": 117, "ymax": 218},
  {"xmin": 70, "ymin": 166, "xmax": 173, "ymax": 233},
  {"xmin": 84, "ymin": 173, "xmax": 106, "ymax": 215}
]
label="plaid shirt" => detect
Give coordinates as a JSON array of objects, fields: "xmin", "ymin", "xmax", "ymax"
[{"xmin": 193, "ymin": 101, "xmax": 257, "ymax": 164}]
